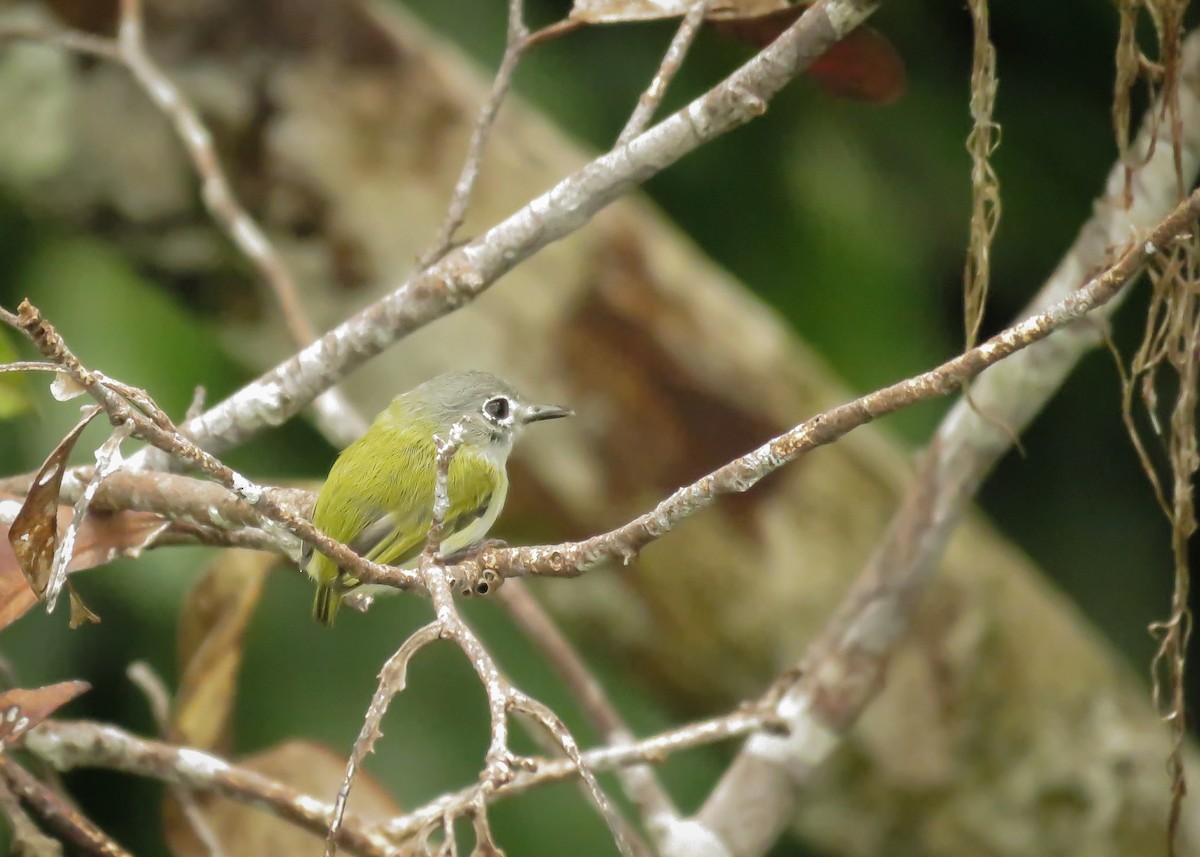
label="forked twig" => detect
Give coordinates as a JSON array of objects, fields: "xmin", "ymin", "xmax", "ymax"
[
  {"xmin": 328, "ymin": 425, "xmax": 642, "ymax": 857},
  {"xmin": 498, "ymin": 583, "xmax": 680, "ymax": 836}
]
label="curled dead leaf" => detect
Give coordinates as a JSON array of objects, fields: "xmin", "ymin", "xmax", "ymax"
[
  {"xmin": 67, "ymin": 581, "xmax": 101, "ymax": 629},
  {"xmin": 7, "ymin": 407, "xmax": 102, "ymax": 599},
  {"xmin": 0, "ymin": 492, "xmax": 169, "ymax": 630}
]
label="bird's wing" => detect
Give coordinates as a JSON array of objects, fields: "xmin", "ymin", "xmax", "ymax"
[{"xmin": 351, "ymin": 486, "xmax": 497, "ymax": 569}]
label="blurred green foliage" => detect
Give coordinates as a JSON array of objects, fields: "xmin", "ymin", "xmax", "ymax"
[{"xmin": 0, "ymin": 1, "xmax": 1196, "ymax": 855}]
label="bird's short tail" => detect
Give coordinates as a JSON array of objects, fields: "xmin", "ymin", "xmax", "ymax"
[{"xmin": 313, "ymin": 582, "xmax": 341, "ymax": 626}]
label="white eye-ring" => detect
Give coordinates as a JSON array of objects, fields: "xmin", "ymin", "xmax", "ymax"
[{"xmin": 483, "ymin": 396, "xmax": 511, "ymax": 423}]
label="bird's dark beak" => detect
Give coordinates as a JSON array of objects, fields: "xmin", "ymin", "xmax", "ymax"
[{"xmin": 520, "ymin": 403, "xmax": 574, "ymax": 424}]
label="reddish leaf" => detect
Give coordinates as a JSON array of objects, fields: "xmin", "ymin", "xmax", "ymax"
[
  {"xmin": 0, "ymin": 680, "xmax": 90, "ymax": 746},
  {"xmin": 711, "ymin": 11, "xmax": 906, "ymax": 104},
  {"xmin": 568, "ymin": 0, "xmax": 906, "ymax": 105},
  {"xmin": 1, "ymin": 493, "xmax": 169, "ymax": 630},
  {"xmin": 807, "ymin": 26, "xmax": 906, "ymax": 104},
  {"xmin": 7, "ymin": 407, "xmax": 101, "ymax": 598}
]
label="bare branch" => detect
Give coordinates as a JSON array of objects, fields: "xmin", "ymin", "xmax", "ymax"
[
  {"xmin": 127, "ymin": 663, "xmax": 227, "ymax": 857},
  {"xmin": 22, "ymin": 722, "xmax": 393, "ymax": 857},
  {"xmin": 112, "ymin": 0, "xmax": 364, "ymax": 445},
  {"xmin": 0, "ymin": 757, "xmax": 131, "ymax": 857},
  {"xmin": 419, "ymin": 0, "xmax": 530, "ymax": 267},
  {"xmin": 658, "ymin": 32, "xmax": 1200, "ymax": 857},
  {"xmin": 0, "ymin": 775, "xmax": 62, "ymax": 857},
  {"xmin": 498, "ymin": 582, "xmax": 680, "ymax": 836},
  {"xmin": 325, "ymin": 621, "xmax": 441, "ymax": 857},
  {"xmin": 100, "ymin": 0, "xmax": 877, "ymax": 470},
  {"xmin": 3, "ymin": 300, "xmax": 419, "ymax": 595},
  {"xmin": 617, "ymin": 0, "xmax": 714, "ymax": 145},
  {"xmin": 384, "ymin": 706, "xmax": 770, "ymax": 841},
  {"xmin": 440, "ymin": 180, "xmax": 1200, "ymax": 593}
]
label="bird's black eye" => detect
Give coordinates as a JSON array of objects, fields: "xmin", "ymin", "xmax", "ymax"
[{"xmin": 484, "ymin": 396, "xmax": 510, "ymax": 421}]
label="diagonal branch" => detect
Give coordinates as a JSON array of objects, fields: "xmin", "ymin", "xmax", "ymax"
[
  {"xmin": 21, "ymin": 722, "xmax": 392, "ymax": 857},
  {"xmin": 497, "ymin": 582, "xmax": 681, "ymax": 838},
  {"xmin": 661, "ymin": 30, "xmax": 1200, "ymax": 857},
  {"xmin": 443, "ymin": 182, "xmax": 1200, "ymax": 591},
  {"xmin": 117, "ymin": 0, "xmax": 879, "ymax": 470},
  {"xmin": 0, "ymin": 757, "xmax": 131, "ymax": 857}
]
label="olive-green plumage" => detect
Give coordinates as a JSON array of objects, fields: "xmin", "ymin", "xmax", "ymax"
[{"xmin": 304, "ymin": 371, "xmax": 571, "ymax": 625}]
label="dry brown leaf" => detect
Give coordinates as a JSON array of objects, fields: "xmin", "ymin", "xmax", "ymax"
[
  {"xmin": 163, "ymin": 740, "xmax": 402, "ymax": 857},
  {"xmin": 66, "ymin": 580, "xmax": 101, "ymax": 629},
  {"xmin": 169, "ymin": 550, "xmax": 276, "ymax": 752},
  {"xmin": 7, "ymin": 407, "xmax": 101, "ymax": 599},
  {"xmin": 0, "ymin": 680, "xmax": 90, "ymax": 746},
  {"xmin": 0, "ymin": 494, "xmax": 169, "ymax": 630}
]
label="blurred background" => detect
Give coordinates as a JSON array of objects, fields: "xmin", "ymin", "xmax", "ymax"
[{"xmin": 0, "ymin": 0, "xmax": 1197, "ymax": 854}]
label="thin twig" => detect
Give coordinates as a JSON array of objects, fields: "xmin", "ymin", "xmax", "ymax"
[
  {"xmin": 126, "ymin": 663, "xmax": 227, "ymax": 857},
  {"xmin": 0, "ymin": 5, "xmax": 364, "ymax": 446},
  {"xmin": 0, "ymin": 27, "xmax": 117, "ymax": 58},
  {"xmin": 498, "ymin": 582, "xmax": 680, "ymax": 835},
  {"xmin": 383, "ymin": 706, "xmax": 770, "ymax": 841},
  {"xmin": 111, "ymin": 0, "xmax": 365, "ymax": 445},
  {"xmin": 524, "ymin": 18, "xmax": 584, "ymax": 49},
  {"xmin": 330, "ymin": 428, "xmax": 644, "ymax": 857},
  {"xmin": 0, "ymin": 757, "xmax": 131, "ymax": 857},
  {"xmin": 617, "ymin": 0, "xmax": 713, "ymax": 145},
  {"xmin": 419, "ymin": 0, "xmax": 530, "ymax": 267},
  {"xmin": 112, "ymin": 0, "xmax": 307, "ymax": 346}
]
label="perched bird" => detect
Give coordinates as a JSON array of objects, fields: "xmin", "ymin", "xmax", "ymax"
[{"xmin": 304, "ymin": 371, "xmax": 572, "ymax": 625}]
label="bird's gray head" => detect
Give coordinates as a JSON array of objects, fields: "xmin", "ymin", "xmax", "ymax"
[{"xmin": 399, "ymin": 370, "xmax": 572, "ymax": 458}]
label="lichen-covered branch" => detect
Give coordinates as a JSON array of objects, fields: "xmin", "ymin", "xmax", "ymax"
[
  {"xmin": 123, "ymin": 0, "xmax": 879, "ymax": 468},
  {"xmin": 447, "ymin": 184, "xmax": 1200, "ymax": 590},
  {"xmin": 658, "ymin": 32, "xmax": 1200, "ymax": 857},
  {"xmin": 21, "ymin": 721, "xmax": 392, "ymax": 857}
]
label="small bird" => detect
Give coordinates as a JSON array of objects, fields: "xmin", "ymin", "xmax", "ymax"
[{"xmin": 304, "ymin": 371, "xmax": 572, "ymax": 625}]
